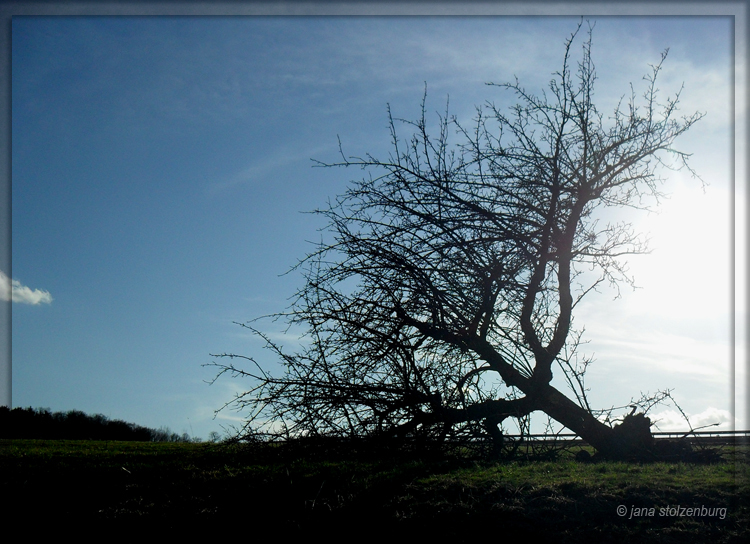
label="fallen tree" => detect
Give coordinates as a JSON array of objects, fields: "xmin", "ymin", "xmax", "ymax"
[{"xmin": 209, "ymin": 23, "xmax": 704, "ymax": 460}]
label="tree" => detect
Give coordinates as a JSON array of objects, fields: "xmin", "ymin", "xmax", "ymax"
[{"xmin": 209, "ymin": 23, "xmax": 703, "ymax": 460}]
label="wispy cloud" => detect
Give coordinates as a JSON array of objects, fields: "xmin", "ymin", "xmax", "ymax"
[
  {"xmin": 0, "ymin": 271, "xmax": 53, "ymax": 305},
  {"xmin": 205, "ymin": 141, "xmax": 332, "ymax": 197}
]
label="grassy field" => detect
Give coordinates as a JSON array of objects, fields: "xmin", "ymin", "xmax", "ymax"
[{"xmin": 2, "ymin": 438, "xmax": 748, "ymax": 541}]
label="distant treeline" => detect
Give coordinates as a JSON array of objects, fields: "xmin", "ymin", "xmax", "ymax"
[{"xmin": 0, "ymin": 406, "xmax": 201, "ymax": 442}]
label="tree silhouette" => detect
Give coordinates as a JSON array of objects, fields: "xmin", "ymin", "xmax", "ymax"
[{"xmin": 209, "ymin": 23, "xmax": 703, "ymax": 460}]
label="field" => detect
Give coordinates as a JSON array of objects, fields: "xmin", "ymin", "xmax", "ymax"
[{"xmin": 2, "ymin": 438, "xmax": 748, "ymax": 541}]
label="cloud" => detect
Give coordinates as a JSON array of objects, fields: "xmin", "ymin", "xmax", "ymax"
[
  {"xmin": 205, "ymin": 141, "xmax": 332, "ymax": 196},
  {"xmin": 650, "ymin": 407, "xmax": 736, "ymax": 432},
  {"xmin": 0, "ymin": 271, "xmax": 53, "ymax": 305}
]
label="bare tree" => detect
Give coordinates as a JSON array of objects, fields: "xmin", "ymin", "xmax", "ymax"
[{"xmin": 208, "ymin": 23, "xmax": 703, "ymax": 460}]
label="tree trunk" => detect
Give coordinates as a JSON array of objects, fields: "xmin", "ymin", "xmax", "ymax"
[
  {"xmin": 531, "ymin": 382, "xmax": 653, "ymax": 460},
  {"xmin": 467, "ymin": 334, "xmax": 654, "ymax": 459}
]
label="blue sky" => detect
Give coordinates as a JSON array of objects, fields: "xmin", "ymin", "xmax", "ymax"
[{"xmin": 7, "ymin": 16, "xmax": 739, "ymax": 439}]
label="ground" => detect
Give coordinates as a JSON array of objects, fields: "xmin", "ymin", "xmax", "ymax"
[{"xmin": 1, "ymin": 438, "xmax": 748, "ymax": 541}]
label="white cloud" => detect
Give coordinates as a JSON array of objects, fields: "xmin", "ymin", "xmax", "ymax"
[
  {"xmin": 0, "ymin": 271, "xmax": 53, "ymax": 305},
  {"xmin": 650, "ymin": 407, "xmax": 737, "ymax": 432}
]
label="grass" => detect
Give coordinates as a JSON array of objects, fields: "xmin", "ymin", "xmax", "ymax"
[{"xmin": 2, "ymin": 438, "xmax": 748, "ymax": 541}]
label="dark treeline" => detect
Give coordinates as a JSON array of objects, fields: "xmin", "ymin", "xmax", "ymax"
[{"xmin": 0, "ymin": 406, "xmax": 200, "ymax": 442}]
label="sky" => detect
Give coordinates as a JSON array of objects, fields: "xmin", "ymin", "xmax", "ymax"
[{"xmin": 7, "ymin": 15, "xmax": 741, "ymax": 440}]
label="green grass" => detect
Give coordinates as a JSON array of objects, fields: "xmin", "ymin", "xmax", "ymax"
[{"xmin": 2, "ymin": 439, "xmax": 748, "ymax": 541}]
